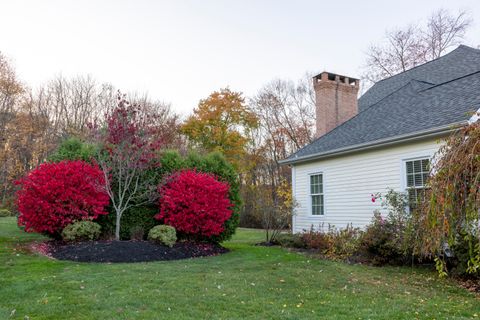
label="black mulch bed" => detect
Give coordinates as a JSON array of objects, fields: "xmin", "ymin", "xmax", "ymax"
[{"xmin": 43, "ymin": 240, "xmax": 229, "ymax": 263}]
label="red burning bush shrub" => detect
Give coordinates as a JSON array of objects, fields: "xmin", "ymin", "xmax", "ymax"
[
  {"xmin": 16, "ymin": 160, "xmax": 109, "ymax": 237},
  {"xmin": 156, "ymin": 170, "xmax": 233, "ymax": 240}
]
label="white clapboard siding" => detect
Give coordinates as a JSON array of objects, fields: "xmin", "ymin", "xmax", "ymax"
[{"xmin": 292, "ymin": 138, "xmax": 442, "ymax": 233}]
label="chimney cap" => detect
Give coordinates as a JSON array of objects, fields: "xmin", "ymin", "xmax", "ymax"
[{"xmin": 314, "ymin": 71, "xmax": 359, "ymax": 85}]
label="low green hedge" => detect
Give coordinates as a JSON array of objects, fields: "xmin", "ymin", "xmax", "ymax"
[
  {"xmin": 148, "ymin": 225, "xmax": 177, "ymax": 247},
  {"xmin": 0, "ymin": 209, "xmax": 12, "ymax": 217},
  {"xmin": 62, "ymin": 221, "xmax": 101, "ymax": 242}
]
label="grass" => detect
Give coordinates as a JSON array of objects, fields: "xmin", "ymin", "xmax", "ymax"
[{"xmin": 0, "ymin": 217, "xmax": 479, "ymax": 319}]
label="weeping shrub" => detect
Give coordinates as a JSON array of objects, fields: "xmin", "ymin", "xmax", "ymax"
[{"xmin": 418, "ymin": 119, "xmax": 480, "ymax": 277}]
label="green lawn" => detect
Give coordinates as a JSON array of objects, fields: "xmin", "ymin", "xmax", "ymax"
[{"xmin": 0, "ymin": 217, "xmax": 479, "ymax": 319}]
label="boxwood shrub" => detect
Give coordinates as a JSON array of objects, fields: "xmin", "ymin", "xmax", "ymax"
[
  {"xmin": 148, "ymin": 225, "xmax": 177, "ymax": 247},
  {"xmin": 0, "ymin": 209, "xmax": 12, "ymax": 217},
  {"xmin": 62, "ymin": 220, "xmax": 101, "ymax": 242}
]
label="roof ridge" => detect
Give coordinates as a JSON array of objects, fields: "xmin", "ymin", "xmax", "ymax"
[
  {"xmin": 458, "ymin": 44, "xmax": 480, "ymax": 54},
  {"xmin": 370, "ymin": 45, "xmax": 472, "ymax": 87},
  {"xmin": 358, "ymin": 45, "xmax": 479, "ymax": 112},
  {"xmin": 410, "ymin": 79, "xmax": 435, "ymax": 85},
  {"xmin": 418, "ymin": 70, "xmax": 480, "ymax": 93}
]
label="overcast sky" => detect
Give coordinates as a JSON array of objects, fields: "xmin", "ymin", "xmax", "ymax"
[{"xmin": 1, "ymin": 0, "xmax": 479, "ymax": 116}]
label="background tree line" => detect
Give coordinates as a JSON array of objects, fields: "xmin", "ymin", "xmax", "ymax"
[
  {"xmin": 0, "ymin": 8, "xmax": 473, "ymax": 228},
  {"xmin": 0, "ymin": 64, "xmax": 182, "ymax": 208}
]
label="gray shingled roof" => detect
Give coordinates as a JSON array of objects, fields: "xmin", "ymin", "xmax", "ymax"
[{"xmin": 282, "ymin": 45, "xmax": 480, "ymax": 164}]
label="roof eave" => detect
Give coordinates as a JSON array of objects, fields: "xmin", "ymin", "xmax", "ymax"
[{"xmin": 279, "ymin": 121, "xmax": 466, "ymax": 165}]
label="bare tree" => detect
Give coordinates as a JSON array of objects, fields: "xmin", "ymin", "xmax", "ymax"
[
  {"xmin": 256, "ymin": 180, "xmax": 297, "ymax": 244},
  {"xmin": 128, "ymin": 93, "xmax": 184, "ymax": 150},
  {"xmin": 251, "ymin": 76, "xmax": 315, "ymax": 157},
  {"xmin": 0, "ymin": 52, "xmax": 23, "ymax": 139},
  {"xmin": 36, "ymin": 75, "xmax": 114, "ymax": 139},
  {"xmin": 241, "ymin": 75, "xmax": 315, "ymax": 228},
  {"xmin": 0, "ymin": 52, "xmax": 25, "ymax": 205},
  {"xmin": 423, "ymin": 9, "xmax": 472, "ymax": 60},
  {"xmin": 363, "ymin": 26, "xmax": 426, "ymax": 84},
  {"xmin": 363, "ymin": 9, "xmax": 472, "ymax": 85}
]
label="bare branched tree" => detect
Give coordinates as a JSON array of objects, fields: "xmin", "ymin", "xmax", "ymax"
[
  {"xmin": 0, "ymin": 52, "xmax": 25, "ymax": 205},
  {"xmin": 241, "ymin": 75, "xmax": 315, "ymax": 228},
  {"xmin": 35, "ymin": 75, "xmax": 115, "ymax": 139},
  {"xmin": 423, "ymin": 9, "xmax": 472, "ymax": 60},
  {"xmin": 363, "ymin": 26, "xmax": 425, "ymax": 83},
  {"xmin": 0, "ymin": 52, "xmax": 24, "ymax": 137},
  {"xmin": 363, "ymin": 9, "xmax": 472, "ymax": 85}
]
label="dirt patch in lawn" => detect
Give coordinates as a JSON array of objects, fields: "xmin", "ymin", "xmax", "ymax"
[
  {"xmin": 456, "ymin": 278, "xmax": 480, "ymax": 294},
  {"xmin": 31, "ymin": 240, "xmax": 228, "ymax": 263}
]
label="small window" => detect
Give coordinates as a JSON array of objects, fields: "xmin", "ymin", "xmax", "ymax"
[
  {"xmin": 405, "ymin": 158, "xmax": 429, "ymax": 208},
  {"xmin": 310, "ymin": 174, "xmax": 324, "ymax": 215}
]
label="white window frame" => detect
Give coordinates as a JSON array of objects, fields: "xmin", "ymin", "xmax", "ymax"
[
  {"xmin": 308, "ymin": 172, "xmax": 325, "ymax": 216},
  {"xmin": 402, "ymin": 156, "xmax": 430, "ymax": 208}
]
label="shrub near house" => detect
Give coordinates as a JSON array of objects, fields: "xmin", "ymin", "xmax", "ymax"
[
  {"xmin": 419, "ymin": 119, "xmax": 480, "ymax": 277},
  {"xmin": 277, "ymin": 189, "xmax": 418, "ymax": 265}
]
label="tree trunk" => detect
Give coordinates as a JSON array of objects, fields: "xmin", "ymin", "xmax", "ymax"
[{"xmin": 115, "ymin": 210, "xmax": 122, "ymax": 241}]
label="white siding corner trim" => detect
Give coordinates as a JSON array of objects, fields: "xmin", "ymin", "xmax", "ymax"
[
  {"xmin": 291, "ymin": 165, "xmax": 297, "ymax": 232},
  {"xmin": 291, "ymin": 138, "xmax": 441, "ymax": 233}
]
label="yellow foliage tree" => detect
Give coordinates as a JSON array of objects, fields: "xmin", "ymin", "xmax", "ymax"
[{"xmin": 181, "ymin": 88, "xmax": 258, "ymax": 169}]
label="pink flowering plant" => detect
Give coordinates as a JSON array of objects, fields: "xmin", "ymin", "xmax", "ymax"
[
  {"xmin": 360, "ymin": 189, "xmax": 414, "ymax": 265},
  {"xmin": 370, "ymin": 192, "xmax": 382, "ymax": 203}
]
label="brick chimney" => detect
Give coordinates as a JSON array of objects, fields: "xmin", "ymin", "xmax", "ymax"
[{"xmin": 313, "ymin": 72, "xmax": 359, "ymax": 138}]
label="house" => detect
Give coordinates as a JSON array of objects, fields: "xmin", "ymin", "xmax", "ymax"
[{"xmin": 279, "ymin": 45, "xmax": 480, "ymax": 233}]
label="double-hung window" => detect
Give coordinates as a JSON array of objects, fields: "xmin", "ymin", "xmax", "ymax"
[
  {"xmin": 310, "ymin": 173, "xmax": 324, "ymax": 215},
  {"xmin": 405, "ymin": 158, "xmax": 430, "ymax": 208}
]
